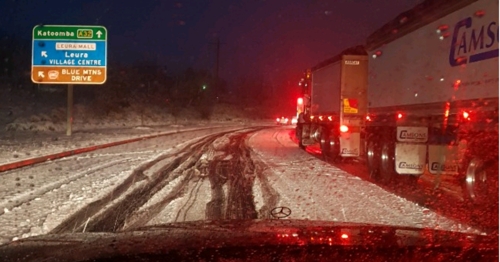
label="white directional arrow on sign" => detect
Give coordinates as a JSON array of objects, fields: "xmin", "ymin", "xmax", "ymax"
[
  {"xmin": 38, "ymin": 71, "xmax": 45, "ymax": 78},
  {"xmin": 96, "ymin": 30, "xmax": 102, "ymax": 38},
  {"xmin": 41, "ymin": 51, "xmax": 48, "ymax": 57}
]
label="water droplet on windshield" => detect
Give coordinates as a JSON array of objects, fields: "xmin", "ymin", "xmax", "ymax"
[{"xmin": 474, "ymin": 10, "xmax": 485, "ymax": 17}]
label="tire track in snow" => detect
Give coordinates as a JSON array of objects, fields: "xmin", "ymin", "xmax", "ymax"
[
  {"xmin": 175, "ymin": 176, "xmax": 206, "ymax": 222},
  {"xmin": 0, "ymin": 126, "xmax": 263, "ymax": 243},
  {"xmin": 0, "ymin": 156, "xmax": 147, "ymax": 244},
  {"xmin": 249, "ymin": 129, "xmax": 329, "ymax": 220},
  {"xmin": 252, "ymin": 161, "xmax": 281, "ymax": 219},
  {"xmin": 0, "ymin": 157, "xmax": 139, "ymax": 215},
  {"xmin": 53, "ymin": 127, "xmax": 266, "ymax": 233},
  {"xmin": 51, "ymin": 134, "xmax": 216, "ymax": 233},
  {"xmin": 172, "ymin": 130, "xmax": 262, "ymax": 222}
]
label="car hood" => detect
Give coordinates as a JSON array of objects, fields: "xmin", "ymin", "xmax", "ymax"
[{"xmin": 0, "ymin": 219, "xmax": 497, "ymax": 261}]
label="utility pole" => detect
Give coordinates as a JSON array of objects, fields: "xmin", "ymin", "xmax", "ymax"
[
  {"xmin": 210, "ymin": 37, "xmax": 223, "ymax": 97},
  {"xmin": 215, "ymin": 37, "xmax": 220, "ymax": 82}
]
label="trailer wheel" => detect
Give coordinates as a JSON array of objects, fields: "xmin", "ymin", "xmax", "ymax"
[
  {"xmin": 379, "ymin": 140, "xmax": 396, "ymax": 184},
  {"xmin": 296, "ymin": 125, "xmax": 305, "ymax": 150},
  {"xmin": 299, "ymin": 140, "xmax": 305, "ymax": 149},
  {"xmin": 366, "ymin": 138, "xmax": 380, "ymax": 180},
  {"xmin": 298, "ymin": 137, "xmax": 305, "ymax": 149},
  {"xmin": 328, "ymin": 132, "xmax": 341, "ymax": 162},
  {"xmin": 462, "ymin": 157, "xmax": 498, "ymax": 207},
  {"xmin": 319, "ymin": 128, "xmax": 330, "ymax": 160}
]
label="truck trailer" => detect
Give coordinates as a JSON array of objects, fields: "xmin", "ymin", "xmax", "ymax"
[
  {"xmin": 296, "ymin": 46, "xmax": 368, "ymax": 162},
  {"xmin": 297, "ymin": 0, "xmax": 498, "ymax": 206}
]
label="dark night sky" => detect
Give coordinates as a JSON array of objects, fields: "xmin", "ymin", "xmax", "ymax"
[{"xmin": 1, "ymin": 0, "xmax": 422, "ymax": 89}]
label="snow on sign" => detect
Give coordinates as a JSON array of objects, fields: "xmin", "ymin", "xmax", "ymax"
[{"xmin": 31, "ymin": 25, "xmax": 107, "ymax": 84}]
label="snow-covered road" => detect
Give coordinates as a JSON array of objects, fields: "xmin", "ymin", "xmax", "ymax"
[
  {"xmin": 248, "ymin": 127, "xmax": 479, "ymax": 232},
  {"xmin": 0, "ymin": 126, "xmax": 249, "ymax": 244},
  {"xmin": 0, "ymin": 125, "xmax": 481, "ymax": 245}
]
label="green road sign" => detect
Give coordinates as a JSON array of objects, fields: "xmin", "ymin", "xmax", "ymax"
[
  {"xmin": 33, "ymin": 25, "xmax": 107, "ymax": 40},
  {"xmin": 31, "ymin": 25, "xmax": 107, "ymax": 84}
]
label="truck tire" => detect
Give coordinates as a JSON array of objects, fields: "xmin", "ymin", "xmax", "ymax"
[
  {"xmin": 296, "ymin": 125, "xmax": 305, "ymax": 150},
  {"xmin": 379, "ymin": 140, "xmax": 396, "ymax": 184},
  {"xmin": 328, "ymin": 132, "xmax": 341, "ymax": 163},
  {"xmin": 299, "ymin": 140, "xmax": 305, "ymax": 150},
  {"xmin": 366, "ymin": 138, "xmax": 380, "ymax": 180},
  {"xmin": 320, "ymin": 128, "xmax": 330, "ymax": 160},
  {"xmin": 461, "ymin": 132, "xmax": 498, "ymax": 208},
  {"xmin": 462, "ymin": 157, "xmax": 498, "ymax": 207}
]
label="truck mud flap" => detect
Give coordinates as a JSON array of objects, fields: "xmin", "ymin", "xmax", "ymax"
[
  {"xmin": 298, "ymin": 124, "xmax": 315, "ymax": 146},
  {"xmin": 395, "ymin": 143, "xmax": 426, "ymax": 175},
  {"xmin": 427, "ymin": 145, "xmax": 462, "ymax": 175},
  {"xmin": 340, "ymin": 132, "xmax": 360, "ymax": 157}
]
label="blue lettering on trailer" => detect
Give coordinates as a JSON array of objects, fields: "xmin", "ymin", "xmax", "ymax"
[{"xmin": 449, "ymin": 17, "xmax": 498, "ymax": 66}]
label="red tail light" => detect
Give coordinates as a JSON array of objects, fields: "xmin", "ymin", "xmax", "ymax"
[
  {"xmin": 397, "ymin": 113, "xmax": 403, "ymax": 119},
  {"xmin": 340, "ymin": 125, "xmax": 349, "ymax": 133},
  {"xmin": 297, "ymin": 98, "xmax": 303, "ymax": 105}
]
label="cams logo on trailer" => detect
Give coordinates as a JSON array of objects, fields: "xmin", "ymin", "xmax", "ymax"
[{"xmin": 449, "ymin": 12, "xmax": 498, "ymax": 66}]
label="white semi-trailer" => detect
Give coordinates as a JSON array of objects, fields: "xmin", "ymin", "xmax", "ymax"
[
  {"xmin": 296, "ymin": 0, "xmax": 497, "ymax": 205},
  {"xmin": 296, "ymin": 46, "xmax": 368, "ymax": 162},
  {"xmin": 363, "ymin": 0, "xmax": 498, "ymax": 205}
]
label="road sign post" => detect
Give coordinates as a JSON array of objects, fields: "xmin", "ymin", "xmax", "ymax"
[
  {"xmin": 31, "ymin": 25, "xmax": 107, "ymax": 135},
  {"xmin": 67, "ymin": 84, "xmax": 74, "ymax": 136}
]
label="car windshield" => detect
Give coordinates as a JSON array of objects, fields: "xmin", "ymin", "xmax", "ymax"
[{"xmin": 0, "ymin": 0, "xmax": 498, "ymax": 261}]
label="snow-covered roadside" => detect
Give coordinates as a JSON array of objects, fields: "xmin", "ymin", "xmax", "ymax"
[
  {"xmin": 0, "ymin": 96, "xmax": 272, "ymax": 166},
  {"xmin": 0, "ymin": 121, "xmax": 269, "ymax": 167},
  {"xmin": 248, "ymin": 127, "xmax": 482, "ymax": 234}
]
